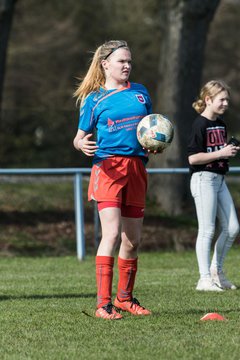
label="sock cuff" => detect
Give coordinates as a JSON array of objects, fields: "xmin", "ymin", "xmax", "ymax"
[
  {"xmin": 96, "ymin": 255, "xmax": 114, "ymax": 266},
  {"xmin": 118, "ymin": 256, "xmax": 138, "ymax": 267}
]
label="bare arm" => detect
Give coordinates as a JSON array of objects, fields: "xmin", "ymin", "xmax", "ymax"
[
  {"xmin": 188, "ymin": 144, "xmax": 240, "ymax": 165},
  {"xmin": 73, "ymin": 129, "xmax": 98, "ymax": 157}
]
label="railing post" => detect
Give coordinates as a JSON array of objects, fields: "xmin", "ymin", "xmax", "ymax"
[{"xmin": 74, "ymin": 172, "xmax": 85, "ymax": 260}]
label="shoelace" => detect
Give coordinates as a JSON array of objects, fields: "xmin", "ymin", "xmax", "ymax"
[
  {"xmin": 102, "ymin": 302, "xmax": 119, "ymax": 314},
  {"xmin": 131, "ymin": 298, "xmax": 145, "ymax": 309}
]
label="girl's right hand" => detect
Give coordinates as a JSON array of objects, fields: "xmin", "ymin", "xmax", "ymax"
[
  {"xmin": 220, "ymin": 144, "xmax": 240, "ymax": 158},
  {"xmin": 77, "ymin": 133, "xmax": 98, "ymax": 157}
]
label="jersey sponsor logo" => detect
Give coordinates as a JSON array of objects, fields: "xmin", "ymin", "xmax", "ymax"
[
  {"xmin": 107, "ymin": 116, "xmax": 143, "ymax": 133},
  {"xmin": 107, "ymin": 118, "xmax": 115, "ymax": 126},
  {"xmin": 107, "ymin": 118, "xmax": 117, "ymax": 132},
  {"xmin": 136, "ymin": 94, "xmax": 146, "ymax": 104}
]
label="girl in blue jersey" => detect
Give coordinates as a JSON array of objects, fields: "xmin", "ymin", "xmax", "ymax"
[
  {"xmin": 73, "ymin": 40, "xmax": 152, "ymax": 319},
  {"xmin": 188, "ymin": 80, "xmax": 239, "ymax": 292}
]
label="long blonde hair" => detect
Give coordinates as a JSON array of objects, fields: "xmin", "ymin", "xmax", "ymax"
[
  {"xmin": 192, "ymin": 80, "xmax": 230, "ymax": 114},
  {"xmin": 74, "ymin": 40, "xmax": 129, "ymax": 107}
]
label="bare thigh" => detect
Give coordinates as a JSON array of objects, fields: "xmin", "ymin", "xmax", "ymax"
[{"xmin": 97, "ymin": 207, "xmax": 121, "ymax": 256}]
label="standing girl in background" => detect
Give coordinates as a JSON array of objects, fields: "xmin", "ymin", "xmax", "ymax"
[
  {"xmin": 73, "ymin": 40, "xmax": 152, "ymax": 319},
  {"xmin": 188, "ymin": 80, "xmax": 239, "ymax": 291}
]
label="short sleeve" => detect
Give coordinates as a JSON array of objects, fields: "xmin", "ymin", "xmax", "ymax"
[
  {"xmin": 139, "ymin": 84, "xmax": 152, "ymax": 114},
  {"xmin": 78, "ymin": 94, "xmax": 96, "ymax": 132},
  {"xmin": 187, "ymin": 118, "xmax": 206, "ymax": 155}
]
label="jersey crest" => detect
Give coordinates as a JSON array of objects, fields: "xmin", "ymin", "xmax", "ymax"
[{"xmin": 136, "ymin": 94, "xmax": 146, "ymax": 104}]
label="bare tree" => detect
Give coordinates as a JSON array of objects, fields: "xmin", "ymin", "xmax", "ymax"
[
  {"xmin": 149, "ymin": 0, "xmax": 221, "ymax": 214},
  {"xmin": 0, "ymin": 0, "xmax": 16, "ymax": 120}
]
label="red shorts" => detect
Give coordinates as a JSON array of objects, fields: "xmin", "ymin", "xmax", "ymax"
[
  {"xmin": 88, "ymin": 156, "xmax": 148, "ymax": 208},
  {"xmin": 97, "ymin": 201, "xmax": 145, "ymax": 218}
]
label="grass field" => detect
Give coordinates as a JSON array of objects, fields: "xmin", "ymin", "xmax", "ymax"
[
  {"xmin": 1, "ymin": 250, "xmax": 240, "ymax": 360},
  {"xmin": 1, "ymin": 177, "xmax": 240, "ymax": 359}
]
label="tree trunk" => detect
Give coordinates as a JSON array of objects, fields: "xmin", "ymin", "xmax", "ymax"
[
  {"xmin": 149, "ymin": 0, "xmax": 221, "ymax": 215},
  {"xmin": 0, "ymin": 0, "xmax": 16, "ymax": 121}
]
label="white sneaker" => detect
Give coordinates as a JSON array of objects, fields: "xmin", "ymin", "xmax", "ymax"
[
  {"xmin": 211, "ymin": 269, "xmax": 237, "ymax": 290},
  {"xmin": 196, "ymin": 277, "xmax": 223, "ymax": 292}
]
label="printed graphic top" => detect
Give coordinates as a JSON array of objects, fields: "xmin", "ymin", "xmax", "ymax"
[
  {"xmin": 187, "ymin": 115, "xmax": 228, "ymax": 175},
  {"xmin": 78, "ymin": 82, "xmax": 152, "ymax": 163}
]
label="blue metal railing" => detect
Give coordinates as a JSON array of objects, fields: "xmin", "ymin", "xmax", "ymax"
[
  {"xmin": 1, "ymin": 167, "xmax": 240, "ymax": 260},
  {"xmin": 0, "ymin": 168, "xmax": 91, "ymax": 260}
]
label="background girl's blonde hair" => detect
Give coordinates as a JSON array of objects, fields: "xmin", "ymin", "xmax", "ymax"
[
  {"xmin": 192, "ymin": 80, "xmax": 230, "ymax": 114},
  {"xmin": 74, "ymin": 40, "xmax": 129, "ymax": 107}
]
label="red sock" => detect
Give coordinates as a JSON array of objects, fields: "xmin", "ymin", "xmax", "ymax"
[
  {"xmin": 96, "ymin": 256, "xmax": 114, "ymax": 308},
  {"xmin": 117, "ymin": 257, "xmax": 138, "ymax": 302}
]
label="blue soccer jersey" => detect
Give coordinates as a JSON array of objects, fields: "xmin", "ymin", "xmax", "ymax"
[{"xmin": 78, "ymin": 82, "xmax": 152, "ymax": 163}]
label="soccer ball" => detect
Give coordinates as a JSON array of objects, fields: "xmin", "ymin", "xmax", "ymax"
[{"xmin": 137, "ymin": 113, "xmax": 174, "ymax": 152}]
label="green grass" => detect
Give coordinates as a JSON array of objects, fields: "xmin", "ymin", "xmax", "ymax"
[
  {"xmin": 0, "ymin": 178, "xmax": 240, "ymax": 358},
  {"xmin": 1, "ymin": 250, "xmax": 240, "ymax": 359}
]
